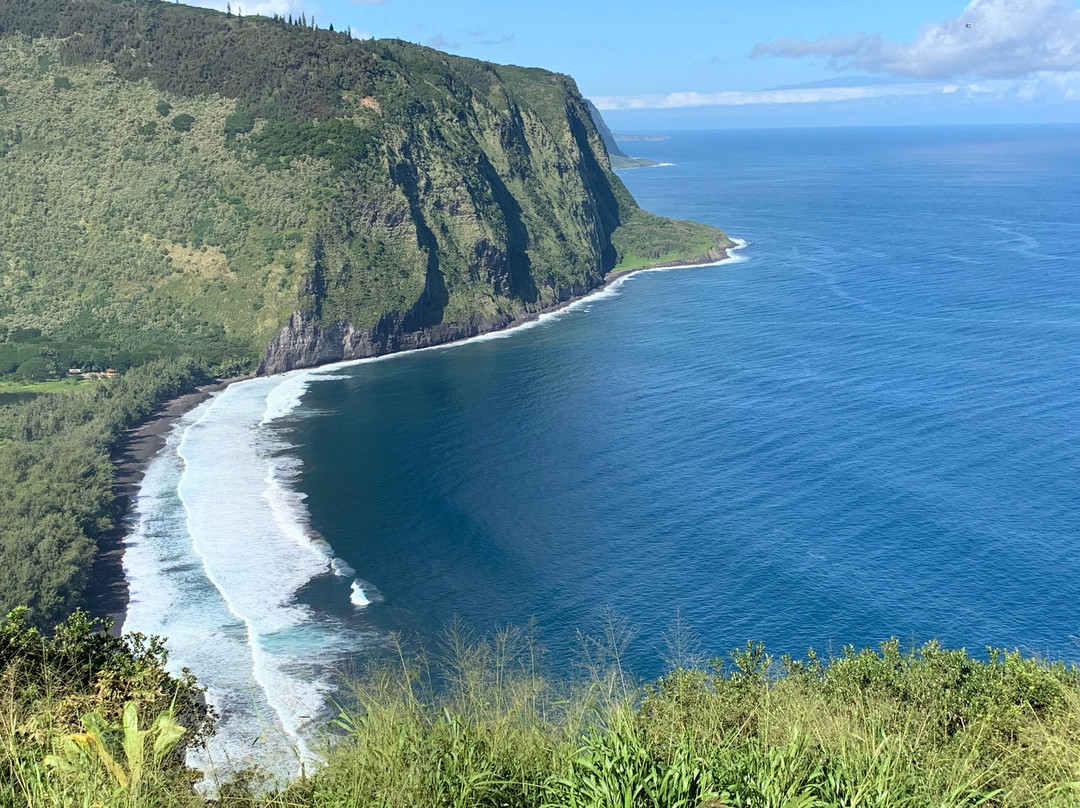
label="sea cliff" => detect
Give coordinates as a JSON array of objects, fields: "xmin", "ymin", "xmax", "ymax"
[{"xmin": 0, "ymin": 0, "xmax": 730, "ymax": 380}]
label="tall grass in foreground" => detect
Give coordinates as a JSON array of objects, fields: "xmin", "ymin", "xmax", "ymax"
[{"xmin": 6, "ymin": 611, "xmax": 1080, "ymax": 807}]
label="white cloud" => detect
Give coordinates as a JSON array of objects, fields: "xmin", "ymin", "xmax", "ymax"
[
  {"xmin": 753, "ymin": 0, "xmax": 1080, "ymax": 79},
  {"xmin": 592, "ymin": 72, "xmax": 1080, "ymax": 110},
  {"xmin": 592, "ymin": 83, "xmax": 952, "ymax": 110},
  {"xmin": 182, "ymin": 0, "xmax": 302, "ymax": 16}
]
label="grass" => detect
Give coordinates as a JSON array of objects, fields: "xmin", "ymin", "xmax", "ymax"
[
  {"xmin": 611, "ymin": 208, "xmax": 731, "ymax": 272},
  {"xmin": 6, "ymin": 612, "xmax": 1080, "ymax": 808},
  {"xmin": 0, "ymin": 378, "xmax": 101, "ymax": 406},
  {"xmin": 0, "ymin": 379, "xmax": 101, "ymax": 394},
  {"xmin": 612, "ymin": 242, "xmax": 722, "ymax": 272}
]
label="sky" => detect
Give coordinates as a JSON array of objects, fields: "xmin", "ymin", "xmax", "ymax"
[{"xmin": 186, "ymin": 0, "xmax": 1080, "ymax": 129}]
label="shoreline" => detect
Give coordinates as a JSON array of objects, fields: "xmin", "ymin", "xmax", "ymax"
[
  {"xmin": 85, "ymin": 240, "xmax": 744, "ymax": 632},
  {"xmin": 84, "ymin": 375, "xmax": 253, "ymax": 632}
]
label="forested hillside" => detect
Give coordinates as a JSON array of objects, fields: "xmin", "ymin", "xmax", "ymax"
[{"xmin": 0, "ymin": 0, "xmax": 729, "ymax": 380}]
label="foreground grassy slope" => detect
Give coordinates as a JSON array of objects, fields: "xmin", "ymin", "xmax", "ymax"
[{"xmin": 4, "ymin": 616, "xmax": 1080, "ymax": 807}]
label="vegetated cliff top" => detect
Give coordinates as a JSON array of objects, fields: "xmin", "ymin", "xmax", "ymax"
[{"xmin": 0, "ymin": 0, "xmax": 730, "ymax": 379}]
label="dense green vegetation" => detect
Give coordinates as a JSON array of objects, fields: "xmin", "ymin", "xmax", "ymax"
[
  {"xmin": 0, "ymin": 0, "xmax": 727, "ymax": 385},
  {"xmin": 0, "ymin": 33, "xmax": 322, "ymax": 375},
  {"xmin": 0, "ymin": 608, "xmax": 211, "ymax": 807},
  {"xmin": 612, "ymin": 209, "xmax": 729, "ymax": 270},
  {"xmin": 3, "ymin": 618, "xmax": 1080, "ymax": 807},
  {"xmin": 0, "ymin": 360, "xmax": 211, "ymax": 627},
  {"xmin": 288, "ymin": 635, "xmax": 1080, "ymax": 808}
]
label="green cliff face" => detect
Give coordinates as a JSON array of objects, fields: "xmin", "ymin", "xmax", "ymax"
[{"xmin": 0, "ymin": 0, "xmax": 730, "ymax": 378}]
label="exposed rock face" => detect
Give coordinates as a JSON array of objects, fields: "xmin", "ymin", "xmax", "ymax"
[
  {"xmin": 258, "ymin": 244, "xmax": 729, "ymax": 375},
  {"xmin": 258, "ymin": 310, "xmax": 513, "ymax": 374}
]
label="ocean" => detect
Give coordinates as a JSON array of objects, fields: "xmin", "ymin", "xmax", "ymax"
[{"xmin": 122, "ymin": 124, "xmax": 1080, "ymax": 775}]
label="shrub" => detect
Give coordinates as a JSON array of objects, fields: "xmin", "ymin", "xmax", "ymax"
[
  {"xmin": 14, "ymin": 355, "xmax": 55, "ymax": 381},
  {"xmin": 155, "ymin": 100, "xmax": 172, "ymax": 116},
  {"xmin": 0, "ymin": 609, "xmax": 214, "ymax": 807},
  {"xmin": 52, "ymin": 76, "xmax": 71, "ymax": 90},
  {"xmin": 224, "ymin": 110, "xmax": 254, "ymax": 135},
  {"xmin": 170, "ymin": 113, "xmax": 195, "ymax": 132},
  {"xmin": 247, "ymin": 118, "xmax": 377, "ymax": 172}
]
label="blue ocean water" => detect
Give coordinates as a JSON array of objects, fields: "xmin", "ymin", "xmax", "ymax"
[{"xmin": 124, "ymin": 125, "xmax": 1080, "ymax": 771}]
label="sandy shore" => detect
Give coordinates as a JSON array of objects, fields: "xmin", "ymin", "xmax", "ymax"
[
  {"xmin": 84, "ymin": 375, "xmax": 252, "ymax": 632},
  {"xmin": 84, "ymin": 241, "xmax": 741, "ymax": 633}
]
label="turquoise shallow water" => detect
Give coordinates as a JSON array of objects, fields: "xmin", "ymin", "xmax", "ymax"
[
  {"xmin": 293, "ymin": 125, "xmax": 1080, "ymax": 669},
  {"xmin": 124, "ymin": 125, "xmax": 1080, "ymax": 769}
]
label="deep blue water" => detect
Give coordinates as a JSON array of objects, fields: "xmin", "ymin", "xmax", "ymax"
[
  {"xmin": 290, "ymin": 125, "xmax": 1080, "ymax": 673},
  {"xmin": 123, "ymin": 125, "xmax": 1080, "ymax": 770}
]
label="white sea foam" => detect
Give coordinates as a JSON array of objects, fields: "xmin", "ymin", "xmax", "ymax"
[
  {"xmin": 259, "ymin": 370, "xmax": 314, "ymax": 425},
  {"xmin": 332, "ymin": 558, "xmax": 356, "ymax": 577},
  {"xmin": 349, "ymin": 578, "xmax": 382, "ymax": 608},
  {"xmin": 124, "ymin": 368, "xmax": 365, "ymax": 784},
  {"xmin": 123, "ymin": 407, "xmax": 299, "ymax": 779},
  {"xmin": 349, "ymin": 581, "xmax": 370, "ymax": 607}
]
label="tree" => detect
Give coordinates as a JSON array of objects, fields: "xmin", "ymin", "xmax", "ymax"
[
  {"xmin": 170, "ymin": 113, "xmax": 195, "ymax": 132},
  {"xmin": 224, "ymin": 110, "xmax": 254, "ymax": 135}
]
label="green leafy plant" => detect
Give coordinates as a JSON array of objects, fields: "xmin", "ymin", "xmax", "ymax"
[{"xmin": 44, "ymin": 702, "xmax": 186, "ymax": 791}]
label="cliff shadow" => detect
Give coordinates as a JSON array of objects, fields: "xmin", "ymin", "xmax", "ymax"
[
  {"xmin": 566, "ymin": 107, "xmax": 620, "ymax": 274},
  {"xmin": 477, "ymin": 151, "xmax": 539, "ymax": 306},
  {"xmin": 392, "ymin": 158, "xmax": 450, "ymax": 331}
]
